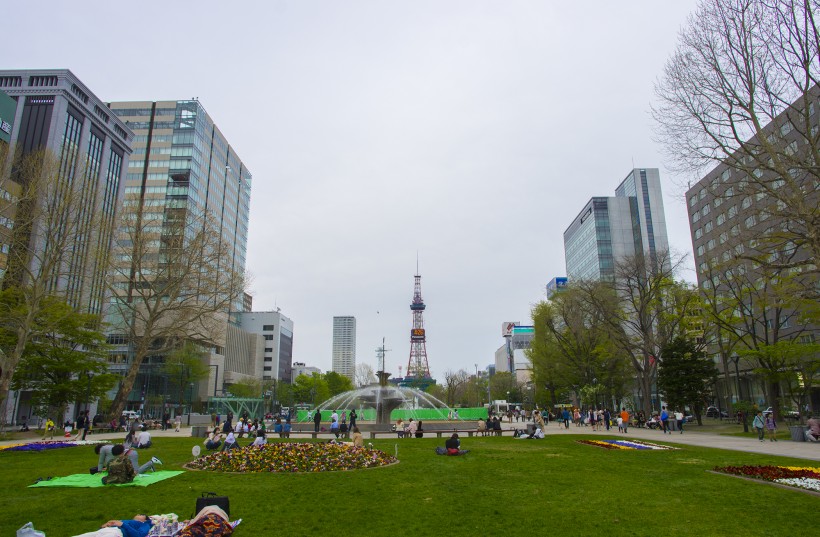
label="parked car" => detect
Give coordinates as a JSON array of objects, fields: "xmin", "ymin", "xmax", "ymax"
[
  {"xmin": 706, "ymin": 406, "xmax": 728, "ymax": 418},
  {"xmin": 122, "ymin": 410, "xmax": 140, "ymax": 420}
]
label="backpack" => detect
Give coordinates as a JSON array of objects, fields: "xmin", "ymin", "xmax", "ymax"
[{"xmin": 102, "ymin": 455, "xmax": 136, "ymax": 485}]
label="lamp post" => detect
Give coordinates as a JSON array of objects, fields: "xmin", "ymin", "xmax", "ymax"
[
  {"xmin": 207, "ymin": 364, "xmax": 219, "ymax": 397},
  {"xmin": 187, "ymin": 382, "xmax": 195, "ymax": 426},
  {"xmin": 85, "ymin": 371, "xmax": 93, "ymax": 414}
]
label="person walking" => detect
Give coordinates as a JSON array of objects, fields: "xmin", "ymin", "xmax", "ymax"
[
  {"xmin": 752, "ymin": 411, "xmax": 765, "ymax": 442},
  {"xmin": 620, "ymin": 408, "xmax": 630, "ymax": 434},
  {"xmin": 765, "ymin": 413, "xmax": 778, "ymax": 442},
  {"xmin": 349, "ymin": 408, "xmax": 357, "ymax": 430},
  {"xmin": 660, "ymin": 406, "xmax": 670, "ymax": 434}
]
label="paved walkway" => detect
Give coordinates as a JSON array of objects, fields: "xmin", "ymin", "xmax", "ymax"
[
  {"xmin": 4, "ymin": 422, "xmax": 819, "ymax": 461},
  {"xmin": 537, "ymin": 421, "xmax": 820, "ymax": 461}
]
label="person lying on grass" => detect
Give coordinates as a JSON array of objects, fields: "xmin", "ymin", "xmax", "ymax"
[{"xmin": 72, "ymin": 514, "xmax": 152, "ymax": 537}]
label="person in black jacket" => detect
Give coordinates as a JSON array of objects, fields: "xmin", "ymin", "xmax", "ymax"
[
  {"xmin": 444, "ymin": 433, "xmax": 468, "ymax": 455},
  {"xmin": 313, "ymin": 409, "xmax": 322, "ymax": 433}
]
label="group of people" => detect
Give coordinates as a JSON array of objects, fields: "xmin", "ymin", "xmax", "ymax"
[
  {"xmin": 394, "ymin": 418, "xmax": 424, "ymax": 438},
  {"xmin": 752, "ymin": 410, "xmax": 780, "ymax": 442},
  {"xmin": 311, "ymin": 408, "xmax": 358, "ymax": 438}
]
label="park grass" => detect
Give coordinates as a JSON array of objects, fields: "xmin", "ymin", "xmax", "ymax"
[{"xmin": 1, "ymin": 435, "xmax": 817, "ymax": 537}]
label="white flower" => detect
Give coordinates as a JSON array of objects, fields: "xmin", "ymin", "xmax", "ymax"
[{"xmin": 773, "ymin": 477, "xmax": 820, "ymax": 492}]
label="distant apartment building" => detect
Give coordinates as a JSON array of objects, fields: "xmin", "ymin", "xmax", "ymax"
[
  {"xmin": 292, "ymin": 362, "xmax": 321, "ymax": 382},
  {"xmin": 564, "ymin": 168, "xmax": 669, "ymax": 281},
  {"xmin": 332, "ymin": 316, "xmax": 356, "ymax": 381}
]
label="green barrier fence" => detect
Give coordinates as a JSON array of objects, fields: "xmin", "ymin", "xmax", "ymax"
[{"xmin": 295, "ymin": 407, "xmax": 488, "ymax": 423}]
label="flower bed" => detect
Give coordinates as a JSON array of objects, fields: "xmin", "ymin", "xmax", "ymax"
[
  {"xmin": 0, "ymin": 440, "xmax": 107, "ymax": 452},
  {"xmin": 713, "ymin": 465, "xmax": 820, "ymax": 493},
  {"xmin": 578, "ymin": 439, "xmax": 677, "ymax": 451},
  {"xmin": 187, "ymin": 442, "xmax": 398, "ymax": 473}
]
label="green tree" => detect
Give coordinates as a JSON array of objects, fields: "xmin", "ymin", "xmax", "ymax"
[
  {"xmin": 324, "ymin": 371, "xmax": 354, "ymax": 397},
  {"xmin": 425, "ymin": 383, "xmax": 446, "ymax": 403},
  {"xmin": 161, "ymin": 342, "xmax": 211, "ymax": 406},
  {"xmin": 658, "ymin": 338, "xmax": 719, "ymax": 424},
  {"xmin": 529, "ymin": 290, "xmax": 625, "ymax": 409},
  {"xmin": 291, "ymin": 373, "xmax": 329, "ymax": 407},
  {"xmin": 582, "ymin": 251, "xmax": 699, "ymax": 416},
  {"xmin": 8, "ymin": 297, "xmax": 116, "ymax": 420}
]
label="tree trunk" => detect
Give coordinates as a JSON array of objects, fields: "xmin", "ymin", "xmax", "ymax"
[{"xmin": 108, "ymin": 345, "xmax": 146, "ymax": 419}]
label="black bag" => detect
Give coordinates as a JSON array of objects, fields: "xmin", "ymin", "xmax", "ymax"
[{"xmin": 196, "ymin": 491, "xmax": 230, "ymax": 517}]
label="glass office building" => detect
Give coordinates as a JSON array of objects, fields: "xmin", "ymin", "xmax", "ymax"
[
  {"xmin": 108, "ymin": 100, "xmax": 251, "ymax": 315},
  {"xmin": 564, "ymin": 168, "xmax": 669, "ymax": 281}
]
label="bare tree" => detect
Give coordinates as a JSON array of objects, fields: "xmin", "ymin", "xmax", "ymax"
[
  {"xmin": 105, "ymin": 198, "xmax": 245, "ymax": 418},
  {"xmin": 443, "ymin": 369, "xmax": 470, "ymax": 407},
  {"xmin": 0, "ymin": 147, "xmax": 110, "ymax": 423},
  {"xmin": 354, "ymin": 363, "xmax": 376, "ymax": 387},
  {"xmin": 653, "ymin": 0, "xmax": 820, "ymax": 288},
  {"xmin": 582, "ymin": 251, "xmax": 700, "ymax": 416}
]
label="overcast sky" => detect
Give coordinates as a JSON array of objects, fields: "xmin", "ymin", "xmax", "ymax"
[{"xmin": 7, "ymin": 1, "xmax": 701, "ymax": 380}]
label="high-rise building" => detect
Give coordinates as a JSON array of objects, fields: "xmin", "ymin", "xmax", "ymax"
[
  {"xmin": 686, "ymin": 90, "xmax": 819, "ymax": 410},
  {"xmin": 104, "ymin": 100, "xmax": 253, "ymax": 409},
  {"xmin": 332, "ymin": 316, "xmax": 356, "ymax": 381},
  {"xmin": 108, "ymin": 100, "xmax": 251, "ymax": 314},
  {"xmin": 564, "ymin": 168, "xmax": 669, "ymax": 281},
  {"xmin": 0, "ymin": 70, "xmax": 132, "ymax": 313}
]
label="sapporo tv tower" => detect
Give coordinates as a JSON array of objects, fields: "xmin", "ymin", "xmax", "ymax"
[{"xmin": 405, "ymin": 265, "xmax": 432, "ymax": 383}]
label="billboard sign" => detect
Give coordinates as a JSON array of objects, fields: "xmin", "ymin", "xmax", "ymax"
[
  {"xmin": 502, "ymin": 322, "xmax": 519, "ymax": 337},
  {"xmin": 411, "ymin": 328, "xmax": 425, "ymax": 341}
]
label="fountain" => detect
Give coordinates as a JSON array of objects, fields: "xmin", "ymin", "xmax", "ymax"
[{"xmin": 309, "ymin": 370, "xmax": 453, "ymax": 427}]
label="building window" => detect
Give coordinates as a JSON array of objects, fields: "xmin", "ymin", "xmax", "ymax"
[
  {"xmin": 264, "ymin": 335, "xmax": 274, "ymax": 340},
  {"xmin": 263, "ymin": 325, "xmax": 274, "ymax": 331},
  {"xmin": 265, "ymin": 348, "xmax": 273, "ymax": 352},
  {"xmin": 264, "ymin": 366, "xmax": 272, "ymax": 371}
]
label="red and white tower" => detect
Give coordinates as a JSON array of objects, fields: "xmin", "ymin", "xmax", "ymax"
[{"xmin": 406, "ymin": 271, "xmax": 431, "ymax": 379}]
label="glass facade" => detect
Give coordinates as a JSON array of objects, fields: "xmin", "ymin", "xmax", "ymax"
[
  {"xmin": 109, "ymin": 100, "xmax": 252, "ymax": 317},
  {"xmin": 564, "ymin": 169, "xmax": 669, "ymax": 282}
]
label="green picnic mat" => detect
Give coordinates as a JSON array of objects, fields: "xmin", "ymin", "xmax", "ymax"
[{"xmin": 29, "ymin": 470, "xmax": 184, "ymax": 488}]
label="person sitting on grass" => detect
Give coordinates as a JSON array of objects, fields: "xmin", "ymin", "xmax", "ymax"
[
  {"xmin": 135, "ymin": 427, "xmax": 152, "ymax": 449},
  {"xmin": 434, "ymin": 433, "xmax": 470, "ymax": 456},
  {"xmin": 72, "ymin": 514, "xmax": 153, "ymax": 537},
  {"xmin": 204, "ymin": 430, "xmax": 222, "ymax": 451},
  {"xmin": 220, "ymin": 431, "xmax": 239, "ymax": 451},
  {"xmin": 251, "ymin": 429, "xmax": 267, "ymax": 447},
  {"xmin": 351, "ymin": 426, "xmax": 364, "ymax": 447}
]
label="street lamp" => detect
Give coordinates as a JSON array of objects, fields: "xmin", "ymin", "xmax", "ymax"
[
  {"xmin": 187, "ymin": 382, "xmax": 195, "ymax": 426},
  {"xmin": 207, "ymin": 364, "xmax": 219, "ymax": 397}
]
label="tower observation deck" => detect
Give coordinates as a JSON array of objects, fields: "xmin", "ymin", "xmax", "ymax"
[{"xmin": 406, "ymin": 272, "xmax": 432, "ymax": 380}]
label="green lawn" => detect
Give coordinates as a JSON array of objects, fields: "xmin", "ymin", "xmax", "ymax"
[{"xmin": 2, "ymin": 435, "xmax": 816, "ymax": 536}]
